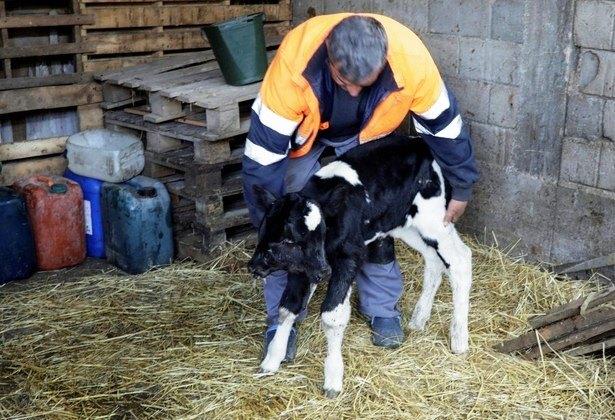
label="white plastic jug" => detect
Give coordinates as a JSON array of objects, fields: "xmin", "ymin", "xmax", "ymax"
[{"xmin": 66, "ymin": 128, "xmax": 145, "ymax": 183}]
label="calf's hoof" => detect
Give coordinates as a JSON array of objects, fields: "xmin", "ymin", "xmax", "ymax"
[
  {"xmin": 323, "ymin": 388, "xmax": 341, "ymax": 399},
  {"xmin": 450, "ymin": 335, "xmax": 469, "ymax": 354}
]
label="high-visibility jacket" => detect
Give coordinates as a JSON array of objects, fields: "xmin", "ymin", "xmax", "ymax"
[{"xmin": 243, "ymin": 13, "xmax": 478, "ymax": 226}]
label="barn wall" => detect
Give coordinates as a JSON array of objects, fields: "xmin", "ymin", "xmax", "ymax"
[{"xmin": 292, "ymin": 0, "xmax": 615, "ymax": 267}]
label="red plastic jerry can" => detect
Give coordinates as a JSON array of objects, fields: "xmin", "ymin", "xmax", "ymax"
[{"xmin": 13, "ymin": 175, "xmax": 86, "ymax": 271}]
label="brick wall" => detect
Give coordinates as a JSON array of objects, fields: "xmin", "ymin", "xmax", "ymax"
[{"xmin": 292, "ymin": 0, "xmax": 614, "ymax": 269}]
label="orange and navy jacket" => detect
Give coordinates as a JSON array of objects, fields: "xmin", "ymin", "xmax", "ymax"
[{"xmin": 243, "ymin": 13, "xmax": 478, "ymax": 226}]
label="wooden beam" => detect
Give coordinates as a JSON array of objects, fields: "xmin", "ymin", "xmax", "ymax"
[
  {"xmin": 0, "ymin": 83, "xmax": 102, "ymax": 115},
  {"xmin": 0, "ymin": 137, "xmax": 68, "ymax": 161},
  {"xmin": 0, "ymin": 42, "xmax": 95, "ymax": 59},
  {"xmin": 0, "ymin": 14, "xmax": 94, "ymax": 29},
  {"xmin": 0, "ymin": 156, "xmax": 67, "ymax": 186}
]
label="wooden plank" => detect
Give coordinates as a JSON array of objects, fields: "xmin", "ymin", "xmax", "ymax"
[
  {"xmin": 84, "ymin": 53, "xmax": 157, "ymax": 74},
  {"xmin": 0, "ymin": 156, "xmax": 67, "ymax": 186},
  {"xmin": 104, "ymin": 109, "xmax": 250, "ymax": 142},
  {"xmin": 495, "ymin": 307, "xmax": 615, "ymax": 354},
  {"xmin": 0, "ymin": 83, "xmax": 102, "ymax": 115},
  {"xmin": 0, "ymin": 73, "xmax": 92, "ymax": 91},
  {"xmin": 0, "ymin": 136, "xmax": 67, "ymax": 161},
  {"xmin": 0, "ymin": 42, "xmax": 95, "ymax": 59},
  {"xmin": 554, "ymin": 253, "xmax": 615, "ymax": 274},
  {"xmin": 135, "ymin": 62, "xmax": 219, "ymax": 92},
  {"xmin": 96, "ymin": 51, "xmax": 212, "ymax": 83},
  {"xmin": 566, "ymin": 337, "xmax": 615, "ymax": 357},
  {"xmin": 523, "ymin": 317, "xmax": 615, "ymax": 359},
  {"xmin": 83, "ymin": 22, "xmax": 290, "ymax": 55},
  {"xmin": 0, "ymin": 14, "xmax": 94, "ymax": 29},
  {"xmin": 87, "ymin": 4, "xmax": 291, "ymax": 29},
  {"xmin": 529, "ymin": 288, "xmax": 615, "ymax": 329},
  {"xmin": 173, "ymin": 78, "xmax": 261, "ymax": 109}
]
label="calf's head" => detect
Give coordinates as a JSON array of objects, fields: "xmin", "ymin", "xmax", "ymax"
[{"xmin": 248, "ymin": 185, "xmax": 331, "ymax": 283}]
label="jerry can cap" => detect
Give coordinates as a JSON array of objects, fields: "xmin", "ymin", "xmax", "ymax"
[
  {"xmin": 137, "ymin": 187, "xmax": 157, "ymax": 198},
  {"xmin": 50, "ymin": 183, "xmax": 68, "ymax": 194}
]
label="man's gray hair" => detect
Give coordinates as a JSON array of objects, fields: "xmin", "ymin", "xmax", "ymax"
[{"xmin": 326, "ymin": 16, "xmax": 388, "ymax": 84}]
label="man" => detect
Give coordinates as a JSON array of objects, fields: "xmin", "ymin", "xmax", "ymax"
[{"xmin": 242, "ymin": 13, "xmax": 478, "ymax": 360}]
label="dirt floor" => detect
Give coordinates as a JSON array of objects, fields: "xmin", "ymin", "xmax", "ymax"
[{"xmin": 1, "ymin": 240, "xmax": 613, "ymax": 418}]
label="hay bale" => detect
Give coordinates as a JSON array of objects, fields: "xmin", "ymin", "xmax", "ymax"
[{"xmin": 1, "ymin": 238, "xmax": 613, "ymax": 418}]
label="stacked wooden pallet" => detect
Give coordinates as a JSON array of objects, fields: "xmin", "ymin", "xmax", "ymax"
[
  {"xmin": 495, "ymin": 288, "xmax": 615, "ymax": 358},
  {"xmin": 78, "ymin": 0, "xmax": 292, "ymax": 73},
  {"xmin": 0, "ymin": 0, "xmax": 102, "ymax": 186},
  {"xmin": 96, "ymin": 52, "xmax": 263, "ymax": 259}
]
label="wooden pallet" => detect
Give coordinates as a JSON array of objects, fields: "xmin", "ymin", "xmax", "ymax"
[
  {"xmin": 79, "ymin": 0, "xmax": 291, "ymax": 73},
  {"xmin": 0, "ymin": 0, "xmax": 94, "ymax": 90},
  {"xmin": 0, "ymin": 103, "xmax": 102, "ymax": 186},
  {"xmin": 97, "ymin": 50, "xmax": 267, "ymax": 135}
]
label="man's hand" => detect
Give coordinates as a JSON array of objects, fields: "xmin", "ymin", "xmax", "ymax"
[{"xmin": 444, "ymin": 199, "xmax": 468, "ymax": 226}]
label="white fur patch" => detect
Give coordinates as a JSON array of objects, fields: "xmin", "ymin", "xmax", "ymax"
[
  {"xmin": 364, "ymin": 231, "xmax": 385, "ymax": 245},
  {"xmin": 315, "ymin": 161, "xmax": 362, "ymax": 186},
  {"xmin": 305, "ymin": 202, "xmax": 322, "ymax": 231}
]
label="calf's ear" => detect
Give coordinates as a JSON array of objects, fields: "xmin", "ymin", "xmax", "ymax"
[{"xmin": 252, "ymin": 185, "xmax": 277, "ymax": 211}]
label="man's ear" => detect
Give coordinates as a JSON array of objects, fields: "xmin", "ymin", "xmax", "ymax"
[{"xmin": 252, "ymin": 185, "xmax": 277, "ymax": 211}]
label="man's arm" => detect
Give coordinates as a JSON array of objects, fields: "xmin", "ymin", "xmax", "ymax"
[
  {"xmin": 242, "ymin": 54, "xmax": 304, "ymax": 227},
  {"xmin": 410, "ymin": 82, "xmax": 479, "ymax": 222}
]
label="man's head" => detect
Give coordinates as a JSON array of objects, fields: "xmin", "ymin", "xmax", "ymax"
[
  {"xmin": 325, "ymin": 16, "xmax": 388, "ymax": 97},
  {"xmin": 248, "ymin": 186, "xmax": 331, "ymax": 283}
]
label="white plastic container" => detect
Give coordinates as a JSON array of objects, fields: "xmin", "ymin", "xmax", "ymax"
[{"xmin": 66, "ymin": 128, "xmax": 145, "ymax": 183}]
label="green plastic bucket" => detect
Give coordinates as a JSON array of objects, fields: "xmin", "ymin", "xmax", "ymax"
[{"xmin": 202, "ymin": 13, "xmax": 268, "ymax": 86}]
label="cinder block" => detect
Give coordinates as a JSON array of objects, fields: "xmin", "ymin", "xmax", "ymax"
[
  {"xmin": 577, "ymin": 49, "xmax": 615, "ymax": 98},
  {"xmin": 487, "ymin": 40, "xmax": 521, "ymax": 85},
  {"xmin": 470, "ymin": 121, "xmax": 513, "ymax": 166},
  {"xmin": 460, "ymin": 38, "xmax": 520, "ymax": 85},
  {"xmin": 323, "ymin": 0, "xmax": 371, "ymax": 13},
  {"xmin": 574, "ymin": 0, "xmax": 615, "ymax": 49},
  {"xmin": 422, "ymin": 34, "xmax": 459, "ymax": 76},
  {"xmin": 458, "ymin": 0, "xmax": 490, "ymax": 38},
  {"xmin": 559, "ymin": 137, "xmax": 602, "ymax": 186},
  {"xmin": 459, "ymin": 37, "xmax": 486, "ymax": 80},
  {"xmin": 491, "ymin": 0, "xmax": 524, "ymax": 43},
  {"xmin": 372, "ymin": 0, "xmax": 429, "ymax": 32},
  {"xmin": 565, "ymin": 94, "xmax": 604, "ymax": 139},
  {"xmin": 428, "ymin": 0, "xmax": 459, "ymax": 34},
  {"xmin": 446, "ymin": 76, "xmax": 491, "ymax": 123},
  {"xmin": 551, "ymin": 185, "xmax": 615, "ymax": 262},
  {"xmin": 604, "ymin": 100, "xmax": 615, "ymax": 141},
  {"xmin": 458, "ymin": 162, "xmax": 558, "ymax": 261},
  {"xmin": 598, "ymin": 141, "xmax": 615, "ymax": 191},
  {"xmin": 489, "ymin": 84, "xmax": 517, "ymax": 128}
]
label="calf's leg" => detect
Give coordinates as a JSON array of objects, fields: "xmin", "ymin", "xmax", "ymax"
[
  {"xmin": 321, "ymin": 275, "xmax": 354, "ymax": 398},
  {"xmin": 409, "ymin": 247, "xmax": 445, "ymax": 331},
  {"xmin": 260, "ymin": 274, "xmax": 309, "ymax": 373}
]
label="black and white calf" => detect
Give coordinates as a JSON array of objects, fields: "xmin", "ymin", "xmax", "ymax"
[{"xmin": 249, "ymin": 134, "xmax": 472, "ymax": 397}]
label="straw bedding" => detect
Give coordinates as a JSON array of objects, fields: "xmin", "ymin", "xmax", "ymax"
[{"xmin": 1, "ymin": 238, "xmax": 613, "ymax": 419}]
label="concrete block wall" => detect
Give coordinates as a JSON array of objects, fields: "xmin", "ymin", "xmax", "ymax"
[{"xmin": 292, "ymin": 1, "xmax": 614, "ymax": 270}]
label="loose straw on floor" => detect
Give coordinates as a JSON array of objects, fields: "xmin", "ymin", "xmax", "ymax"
[{"xmin": 1, "ymin": 238, "xmax": 613, "ymax": 418}]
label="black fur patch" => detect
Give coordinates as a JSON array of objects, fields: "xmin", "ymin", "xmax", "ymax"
[{"xmin": 420, "ymin": 235, "xmax": 450, "ymax": 269}]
